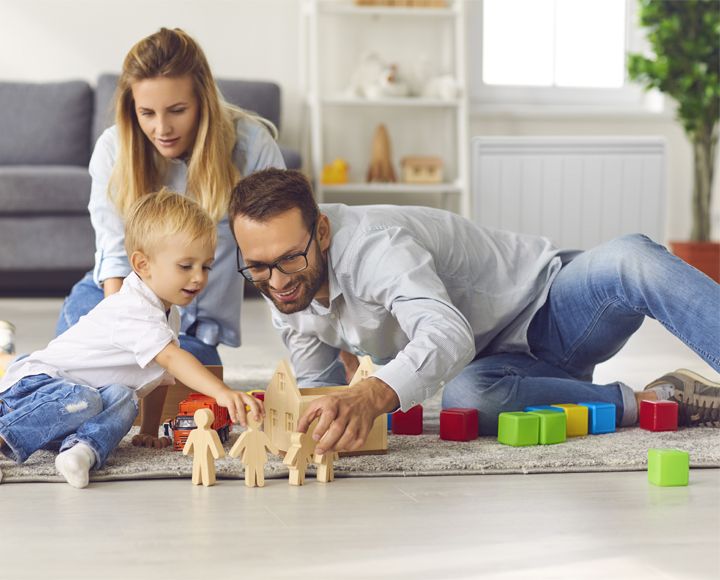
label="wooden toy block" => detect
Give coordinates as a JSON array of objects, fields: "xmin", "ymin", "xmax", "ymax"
[
  {"xmin": 228, "ymin": 415, "xmax": 279, "ymax": 488},
  {"xmin": 387, "ymin": 412, "xmax": 392, "ymax": 431},
  {"xmin": 551, "ymin": 404, "xmax": 589, "ymax": 437},
  {"xmin": 648, "ymin": 448, "xmax": 689, "ymax": 486},
  {"xmin": 639, "ymin": 400, "xmax": 678, "ymax": 432},
  {"xmin": 497, "ymin": 412, "xmax": 539, "ymax": 446},
  {"xmin": 391, "ymin": 404, "xmax": 423, "ymax": 435},
  {"xmin": 524, "ymin": 405, "xmax": 564, "ymax": 413},
  {"xmin": 264, "ymin": 358, "xmax": 387, "ymax": 456},
  {"xmin": 182, "ymin": 408, "xmax": 225, "ymax": 487},
  {"xmin": 247, "ymin": 389, "xmax": 265, "ymax": 401},
  {"xmin": 578, "ymin": 401, "xmax": 616, "ymax": 434},
  {"xmin": 439, "ymin": 408, "xmax": 479, "ymax": 441},
  {"xmin": 526, "ymin": 409, "xmax": 566, "ymax": 445}
]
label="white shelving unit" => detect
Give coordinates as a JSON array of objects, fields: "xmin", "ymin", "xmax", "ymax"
[{"xmin": 302, "ymin": 0, "xmax": 470, "ymax": 217}]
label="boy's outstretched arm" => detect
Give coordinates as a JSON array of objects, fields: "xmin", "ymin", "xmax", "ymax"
[{"xmin": 154, "ymin": 342, "xmax": 263, "ymax": 426}]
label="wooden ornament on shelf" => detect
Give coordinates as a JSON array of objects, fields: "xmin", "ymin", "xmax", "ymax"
[
  {"xmin": 228, "ymin": 414, "xmax": 279, "ymax": 488},
  {"xmin": 182, "ymin": 408, "xmax": 225, "ymax": 487},
  {"xmin": 366, "ymin": 124, "xmax": 396, "ymax": 183},
  {"xmin": 400, "ymin": 156, "xmax": 443, "ymax": 184}
]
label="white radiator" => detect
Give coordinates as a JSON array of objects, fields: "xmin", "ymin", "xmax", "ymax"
[{"xmin": 471, "ymin": 136, "xmax": 666, "ymax": 250}]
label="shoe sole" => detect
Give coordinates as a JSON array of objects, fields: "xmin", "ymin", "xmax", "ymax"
[{"xmin": 673, "ymin": 368, "xmax": 720, "ymax": 389}]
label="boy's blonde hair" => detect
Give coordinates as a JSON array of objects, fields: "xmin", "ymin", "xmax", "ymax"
[
  {"xmin": 124, "ymin": 189, "xmax": 216, "ymax": 257},
  {"xmin": 110, "ymin": 27, "xmax": 277, "ymax": 222}
]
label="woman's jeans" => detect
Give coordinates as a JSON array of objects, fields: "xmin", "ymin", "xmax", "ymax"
[
  {"xmin": 57, "ymin": 271, "xmax": 222, "ymax": 365},
  {"xmin": 442, "ymin": 234, "xmax": 720, "ymax": 435},
  {"xmin": 0, "ymin": 374, "xmax": 138, "ymax": 467}
]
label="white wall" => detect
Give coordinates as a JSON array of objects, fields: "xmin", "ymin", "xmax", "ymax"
[
  {"xmin": 0, "ymin": 0, "xmax": 305, "ymax": 152},
  {"xmin": 1, "ymin": 0, "xmax": 714, "ymax": 242}
]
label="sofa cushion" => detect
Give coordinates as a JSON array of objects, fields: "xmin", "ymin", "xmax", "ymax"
[
  {"xmin": 93, "ymin": 74, "xmax": 282, "ymax": 145},
  {"xmin": 0, "ymin": 81, "xmax": 93, "ymax": 166},
  {"xmin": 0, "ymin": 214, "xmax": 94, "ymax": 269},
  {"xmin": 0, "ymin": 166, "xmax": 91, "ymax": 214}
]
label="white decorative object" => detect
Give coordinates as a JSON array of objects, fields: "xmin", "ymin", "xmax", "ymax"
[
  {"xmin": 421, "ymin": 74, "xmax": 460, "ymax": 100},
  {"xmin": 347, "ymin": 52, "xmax": 409, "ymax": 99}
]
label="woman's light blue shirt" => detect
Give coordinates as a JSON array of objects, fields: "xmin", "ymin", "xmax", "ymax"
[{"xmin": 87, "ymin": 117, "xmax": 285, "ymax": 348}]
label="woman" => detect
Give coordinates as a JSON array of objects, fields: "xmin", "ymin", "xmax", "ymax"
[{"xmin": 56, "ymin": 28, "xmax": 285, "ymax": 444}]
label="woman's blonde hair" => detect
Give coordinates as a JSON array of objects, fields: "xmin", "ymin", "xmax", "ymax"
[
  {"xmin": 124, "ymin": 188, "xmax": 216, "ymax": 257},
  {"xmin": 110, "ymin": 27, "xmax": 275, "ymax": 222}
]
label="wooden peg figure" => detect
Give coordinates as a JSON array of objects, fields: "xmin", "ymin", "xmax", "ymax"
[
  {"xmin": 229, "ymin": 414, "xmax": 279, "ymax": 487},
  {"xmin": 314, "ymin": 451, "xmax": 339, "ymax": 483},
  {"xmin": 283, "ymin": 431, "xmax": 315, "ymax": 486},
  {"xmin": 182, "ymin": 408, "xmax": 225, "ymax": 487}
]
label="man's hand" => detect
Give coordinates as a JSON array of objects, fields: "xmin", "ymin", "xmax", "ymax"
[{"xmin": 297, "ymin": 377, "xmax": 400, "ymax": 454}]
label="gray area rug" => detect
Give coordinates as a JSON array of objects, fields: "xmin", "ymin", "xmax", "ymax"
[{"xmin": 2, "ymin": 390, "xmax": 718, "ymax": 484}]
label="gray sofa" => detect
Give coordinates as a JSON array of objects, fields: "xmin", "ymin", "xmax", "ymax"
[{"xmin": 0, "ymin": 75, "xmax": 301, "ymax": 295}]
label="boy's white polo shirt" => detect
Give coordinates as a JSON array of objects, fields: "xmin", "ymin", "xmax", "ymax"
[{"xmin": 0, "ymin": 273, "xmax": 180, "ymax": 397}]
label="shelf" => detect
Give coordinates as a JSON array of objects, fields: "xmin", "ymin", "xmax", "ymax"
[
  {"xmin": 321, "ymin": 96, "xmax": 462, "ymax": 108},
  {"xmin": 320, "ymin": 182, "xmax": 462, "ymax": 195},
  {"xmin": 317, "ymin": 2, "xmax": 459, "ymax": 18}
]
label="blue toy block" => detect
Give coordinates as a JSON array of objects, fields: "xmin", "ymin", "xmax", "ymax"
[
  {"xmin": 524, "ymin": 405, "xmax": 564, "ymax": 413},
  {"xmin": 387, "ymin": 412, "xmax": 392, "ymax": 431},
  {"xmin": 578, "ymin": 402, "xmax": 616, "ymax": 434}
]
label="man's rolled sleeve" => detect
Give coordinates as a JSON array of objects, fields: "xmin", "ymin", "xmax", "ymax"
[
  {"xmin": 93, "ymin": 252, "xmax": 131, "ymax": 286},
  {"xmin": 373, "ymin": 358, "xmax": 426, "ymax": 411}
]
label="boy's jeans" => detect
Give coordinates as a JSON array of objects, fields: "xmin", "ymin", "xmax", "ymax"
[
  {"xmin": 442, "ymin": 234, "xmax": 720, "ymax": 435},
  {"xmin": 56, "ymin": 271, "xmax": 222, "ymax": 365},
  {"xmin": 0, "ymin": 374, "xmax": 138, "ymax": 467}
]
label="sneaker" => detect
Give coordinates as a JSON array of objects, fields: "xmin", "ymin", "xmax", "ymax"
[
  {"xmin": 0, "ymin": 320, "xmax": 15, "ymax": 355},
  {"xmin": 644, "ymin": 369, "xmax": 720, "ymax": 427}
]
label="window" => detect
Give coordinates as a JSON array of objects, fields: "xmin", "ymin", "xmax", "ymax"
[
  {"xmin": 285, "ymin": 412, "xmax": 294, "ymax": 432},
  {"xmin": 470, "ymin": 0, "xmax": 657, "ymax": 112},
  {"xmin": 270, "ymin": 409, "xmax": 277, "ymax": 428}
]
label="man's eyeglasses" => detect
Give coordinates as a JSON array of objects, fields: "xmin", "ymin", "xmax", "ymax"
[{"xmin": 236, "ymin": 221, "xmax": 317, "ymax": 283}]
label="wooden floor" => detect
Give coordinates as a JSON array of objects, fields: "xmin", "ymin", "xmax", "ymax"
[{"xmin": 0, "ymin": 298, "xmax": 718, "ymax": 579}]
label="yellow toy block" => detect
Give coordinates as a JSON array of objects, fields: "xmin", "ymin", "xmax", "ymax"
[{"xmin": 551, "ymin": 404, "xmax": 588, "ymax": 437}]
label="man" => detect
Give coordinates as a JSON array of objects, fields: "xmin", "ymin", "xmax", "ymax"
[{"xmin": 229, "ymin": 169, "xmax": 720, "ymax": 455}]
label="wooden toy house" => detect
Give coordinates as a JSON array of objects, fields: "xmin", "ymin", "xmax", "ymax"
[
  {"xmin": 400, "ymin": 156, "xmax": 443, "ymax": 184},
  {"xmin": 263, "ymin": 356, "xmax": 388, "ymax": 457}
]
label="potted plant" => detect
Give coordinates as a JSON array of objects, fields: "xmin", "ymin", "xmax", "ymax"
[{"xmin": 628, "ymin": 0, "xmax": 719, "ymax": 281}]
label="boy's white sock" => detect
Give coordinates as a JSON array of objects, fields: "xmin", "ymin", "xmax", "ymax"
[{"xmin": 55, "ymin": 443, "xmax": 96, "ymax": 489}]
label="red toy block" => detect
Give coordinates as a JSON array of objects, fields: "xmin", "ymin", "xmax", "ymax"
[
  {"xmin": 440, "ymin": 408, "xmax": 479, "ymax": 441},
  {"xmin": 639, "ymin": 399, "xmax": 678, "ymax": 432},
  {"xmin": 391, "ymin": 405, "xmax": 423, "ymax": 435}
]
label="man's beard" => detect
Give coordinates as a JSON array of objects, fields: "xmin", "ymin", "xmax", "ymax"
[{"xmin": 257, "ymin": 250, "xmax": 328, "ymax": 315}]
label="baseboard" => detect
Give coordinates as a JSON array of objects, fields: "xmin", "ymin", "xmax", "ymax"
[{"xmin": 0, "ymin": 269, "xmax": 90, "ymax": 297}]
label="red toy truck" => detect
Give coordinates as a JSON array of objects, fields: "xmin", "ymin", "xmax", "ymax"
[{"xmin": 163, "ymin": 393, "xmax": 232, "ymax": 451}]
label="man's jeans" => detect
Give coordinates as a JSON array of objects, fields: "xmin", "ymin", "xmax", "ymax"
[
  {"xmin": 0, "ymin": 374, "xmax": 138, "ymax": 467},
  {"xmin": 442, "ymin": 234, "xmax": 720, "ymax": 435},
  {"xmin": 57, "ymin": 271, "xmax": 222, "ymax": 365}
]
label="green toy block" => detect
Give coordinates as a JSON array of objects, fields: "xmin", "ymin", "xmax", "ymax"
[
  {"xmin": 648, "ymin": 448, "xmax": 689, "ymax": 487},
  {"xmin": 527, "ymin": 409, "xmax": 566, "ymax": 444},
  {"xmin": 497, "ymin": 412, "xmax": 539, "ymax": 446}
]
